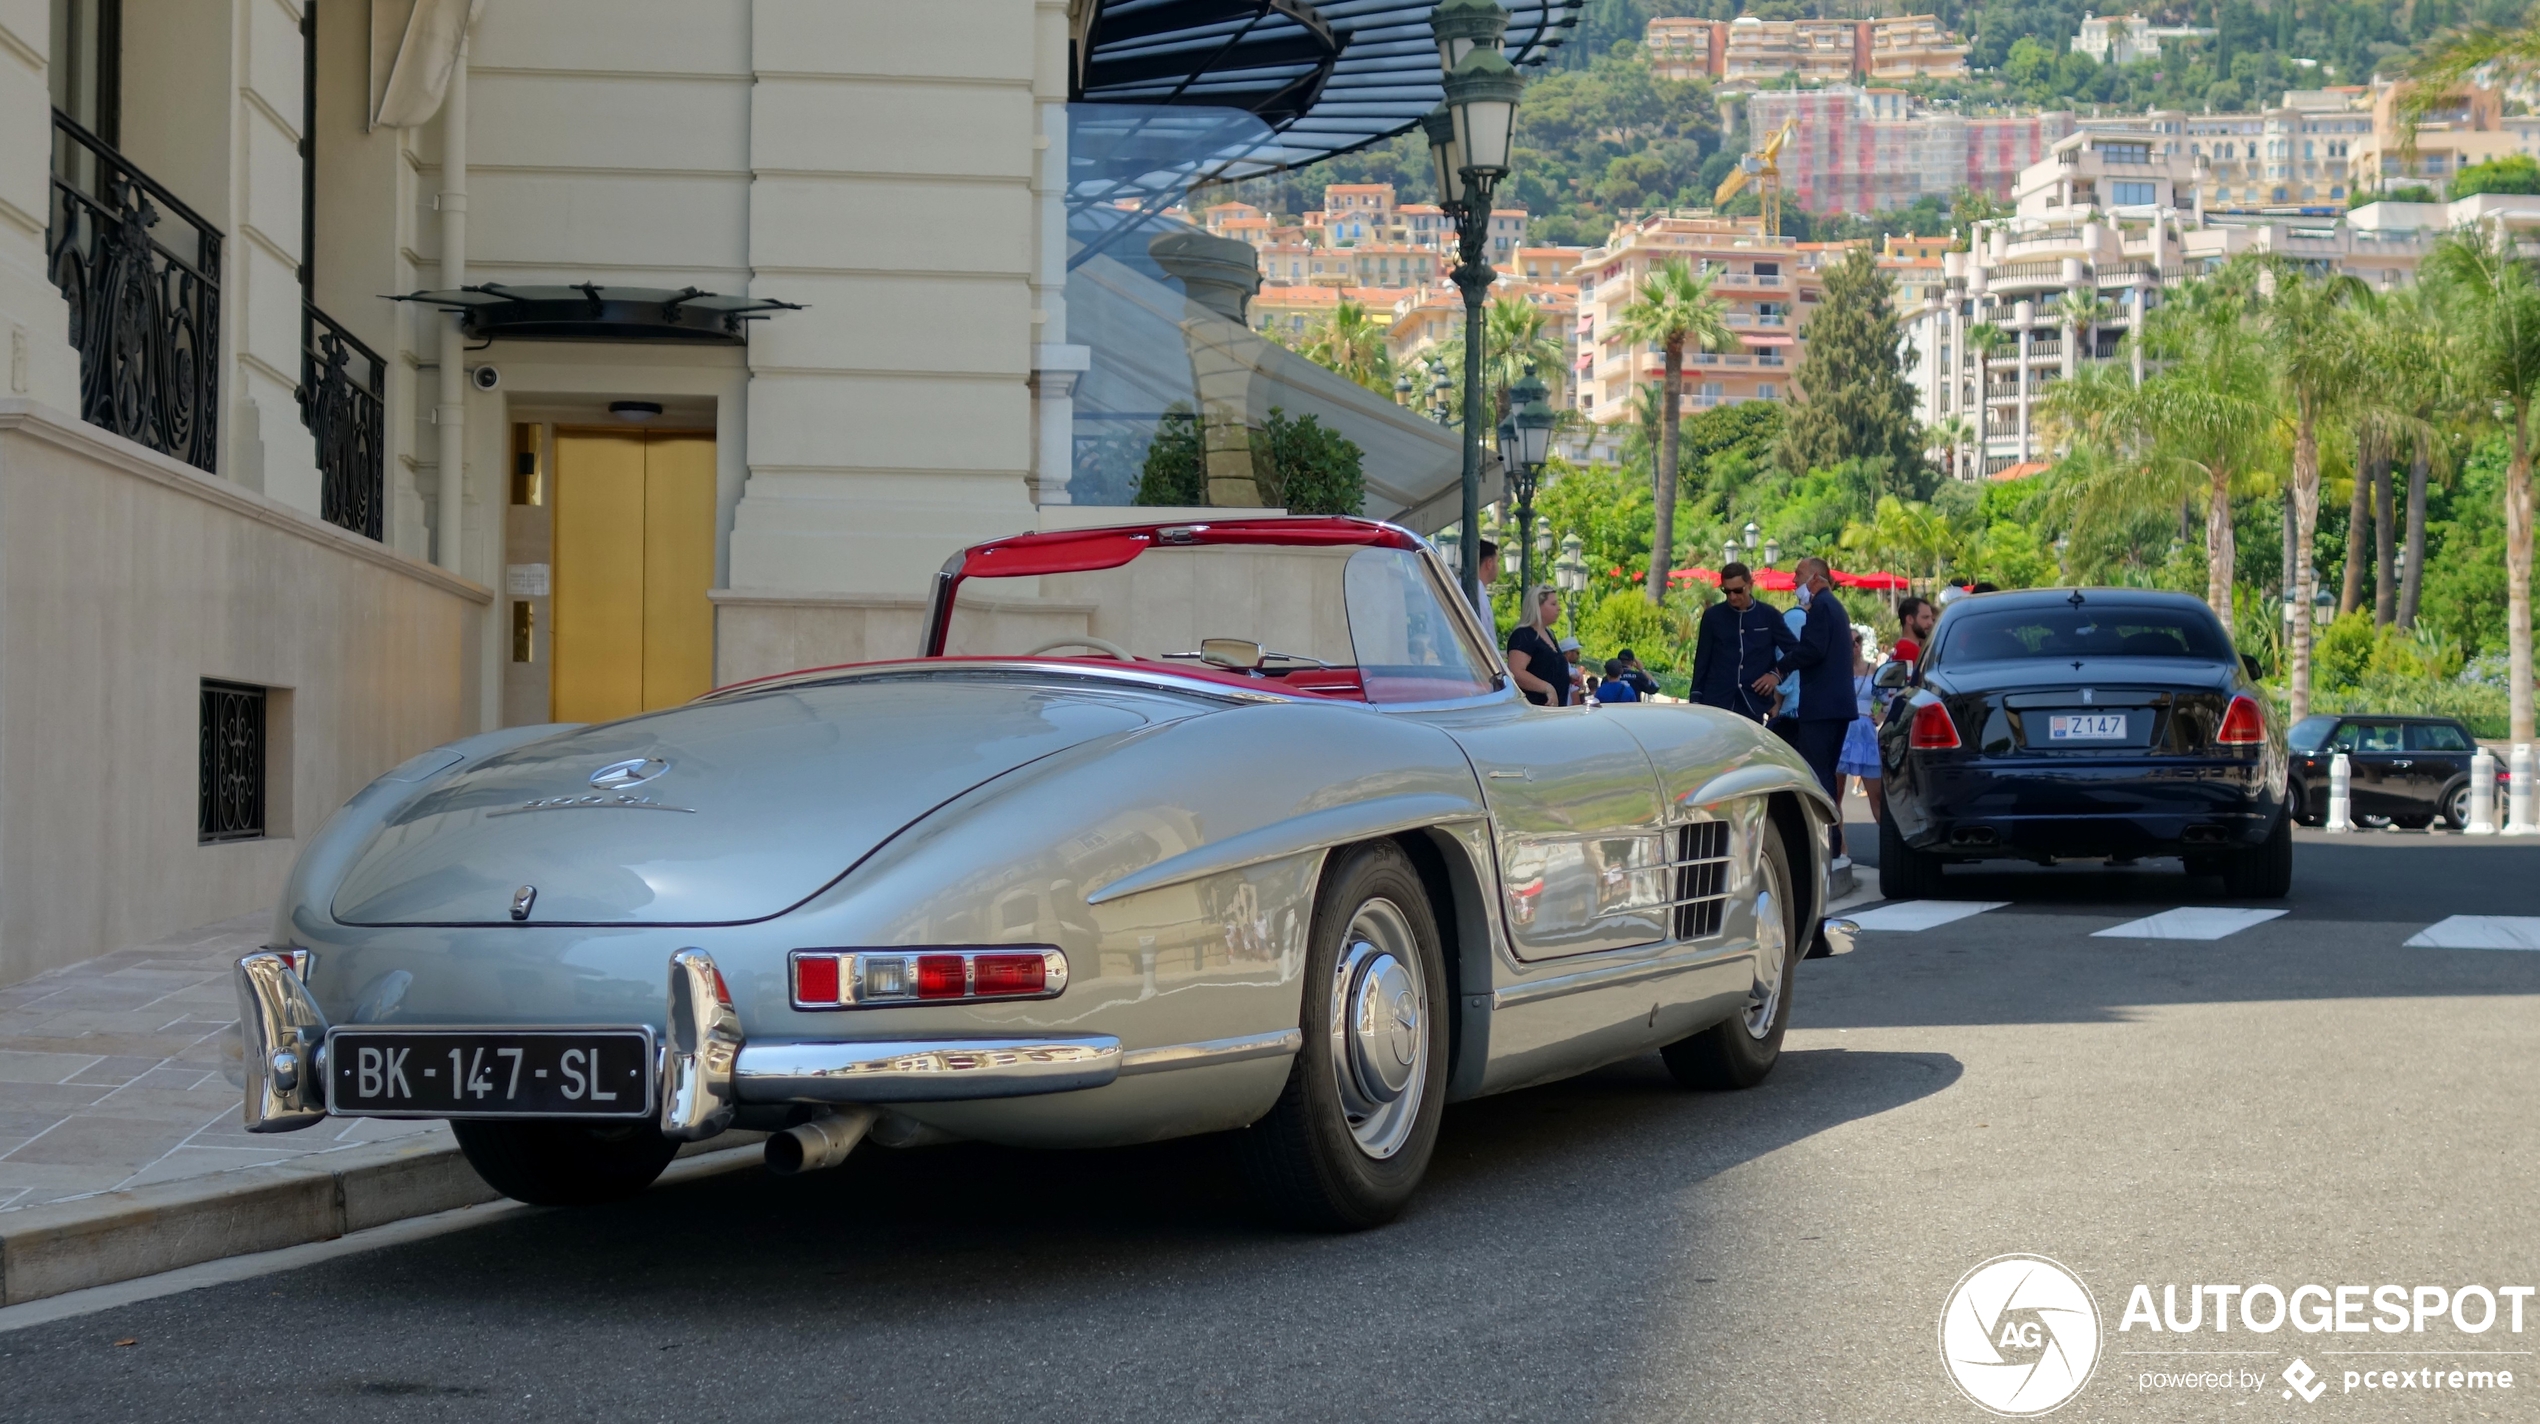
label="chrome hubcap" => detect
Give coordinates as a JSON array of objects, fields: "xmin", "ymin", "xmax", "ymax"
[
  {"xmin": 1329, "ymin": 897, "xmax": 1428, "ymax": 1159},
  {"xmin": 1743, "ymin": 860, "xmax": 1789, "ymax": 1041}
]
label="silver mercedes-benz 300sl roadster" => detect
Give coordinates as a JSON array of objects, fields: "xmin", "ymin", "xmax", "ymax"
[{"xmin": 240, "ymin": 517, "xmax": 1854, "ymax": 1228}]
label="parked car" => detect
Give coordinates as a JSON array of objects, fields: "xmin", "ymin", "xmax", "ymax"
[
  {"xmin": 239, "ymin": 517, "xmax": 1853, "ymax": 1231},
  {"xmin": 1875, "ymin": 589, "xmax": 2291, "ymax": 898},
  {"xmin": 2286, "ymin": 714, "xmax": 2499, "ymax": 830}
]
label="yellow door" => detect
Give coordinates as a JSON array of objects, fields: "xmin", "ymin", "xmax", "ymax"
[{"xmin": 552, "ymin": 432, "xmax": 716, "ymax": 723}]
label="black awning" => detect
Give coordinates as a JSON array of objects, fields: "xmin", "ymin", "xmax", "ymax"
[
  {"xmin": 1073, "ymin": 0, "xmax": 1579, "ymax": 178},
  {"xmin": 386, "ymin": 283, "xmax": 805, "ymax": 344}
]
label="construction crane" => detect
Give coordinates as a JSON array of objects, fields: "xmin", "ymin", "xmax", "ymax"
[{"xmin": 1714, "ymin": 119, "xmax": 1796, "ymax": 240}]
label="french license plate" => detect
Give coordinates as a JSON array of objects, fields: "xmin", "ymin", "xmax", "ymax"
[
  {"xmin": 326, "ymin": 1029, "xmax": 653, "ymax": 1118},
  {"xmin": 2049, "ymin": 713, "xmax": 2129, "ymax": 741}
]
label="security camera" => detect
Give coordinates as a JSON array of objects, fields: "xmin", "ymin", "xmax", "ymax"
[{"xmin": 470, "ymin": 365, "xmax": 501, "ymax": 392}]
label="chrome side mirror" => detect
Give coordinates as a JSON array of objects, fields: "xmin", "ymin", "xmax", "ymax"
[
  {"xmin": 1873, "ymin": 660, "xmax": 1913, "ymax": 691},
  {"xmin": 1201, "ymin": 638, "xmax": 1265, "ymax": 670}
]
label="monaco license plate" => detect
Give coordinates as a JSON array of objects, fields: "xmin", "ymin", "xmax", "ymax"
[
  {"xmin": 2048, "ymin": 713, "xmax": 2129, "ymax": 742},
  {"xmin": 326, "ymin": 1029, "xmax": 654, "ymax": 1119}
]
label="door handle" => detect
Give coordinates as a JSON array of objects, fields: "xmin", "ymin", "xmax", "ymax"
[{"xmin": 2390, "ymin": 759, "xmax": 2411, "ymax": 768}]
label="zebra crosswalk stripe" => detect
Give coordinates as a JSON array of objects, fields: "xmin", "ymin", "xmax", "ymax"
[
  {"xmin": 2405, "ymin": 916, "xmax": 2540, "ymax": 950},
  {"xmin": 1847, "ymin": 900, "xmax": 2009, "ymax": 932},
  {"xmin": 2091, "ymin": 907, "xmax": 2288, "ymax": 941}
]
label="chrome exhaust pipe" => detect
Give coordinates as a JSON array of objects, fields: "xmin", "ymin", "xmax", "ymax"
[{"xmin": 765, "ymin": 1106, "xmax": 878, "ymax": 1176}]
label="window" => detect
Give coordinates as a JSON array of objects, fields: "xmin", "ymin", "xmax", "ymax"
[
  {"xmin": 1938, "ymin": 607, "xmax": 2233, "ymax": 664},
  {"xmin": 2407, "ymin": 722, "xmax": 2473, "ymax": 752},
  {"xmin": 1343, "ymin": 547, "xmax": 1498, "ymax": 703},
  {"xmin": 1756, "ymin": 383, "xmax": 1777, "ymax": 400},
  {"xmin": 2100, "ymin": 141, "xmax": 2151, "ymax": 164},
  {"xmin": 2111, "ymin": 180, "xmax": 2156, "ymax": 206},
  {"xmin": 200, "ymin": 680, "xmax": 267, "ymax": 843},
  {"xmin": 2329, "ymin": 721, "xmax": 2405, "ymax": 753}
]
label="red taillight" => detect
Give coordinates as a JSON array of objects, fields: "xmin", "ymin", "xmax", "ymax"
[
  {"xmin": 711, "ymin": 966, "xmax": 735, "ymax": 1006},
  {"xmin": 2217, "ymin": 695, "xmax": 2266, "ymax": 746},
  {"xmin": 972, "ymin": 953, "xmax": 1047, "ymax": 997},
  {"xmin": 1909, "ymin": 700, "xmax": 1961, "ymax": 750},
  {"xmin": 915, "ymin": 954, "xmax": 968, "ymax": 999},
  {"xmin": 792, "ymin": 953, "xmax": 841, "ymax": 1006}
]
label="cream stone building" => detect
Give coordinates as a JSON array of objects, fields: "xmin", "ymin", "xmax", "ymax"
[{"xmin": 0, "ymin": 0, "xmax": 1575, "ymax": 986}]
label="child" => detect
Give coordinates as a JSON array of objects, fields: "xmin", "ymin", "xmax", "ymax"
[
  {"xmin": 1593, "ymin": 657, "xmax": 1641, "ymax": 704},
  {"xmin": 1839, "ymin": 627, "xmax": 1884, "ymax": 823}
]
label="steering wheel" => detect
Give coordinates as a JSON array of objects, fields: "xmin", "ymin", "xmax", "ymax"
[{"xmin": 1023, "ymin": 636, "xmax": 1134, "ymax": 660}]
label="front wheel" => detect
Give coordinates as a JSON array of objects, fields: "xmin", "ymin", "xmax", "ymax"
[
  {"xmin": 451, "ymin": 1119, "xmax": 680, "ymax": 1206},
  {"xmin": 1662, "ymin": 818, "xmax": 1797, "ymax": 1091},
  {"xmin": 2221, "ymin": 811, "xmax": 2293, "ymax": 899},
  {"xmin": 1236, "ymin": 841, "xmax": 1449, "ymax": 1231}
]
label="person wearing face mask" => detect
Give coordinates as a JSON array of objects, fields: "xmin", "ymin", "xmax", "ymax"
[
  {"xmin": 1688, "ymin": 562, "xmax": 1793, "ymax": 722},
  {"xmin": 1752, "ymin": 556, "xmax": 1855, "ymax": 858}
]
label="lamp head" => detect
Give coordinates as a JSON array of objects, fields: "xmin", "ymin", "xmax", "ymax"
[{"xmin": 1443, "ymin": 47, "xmax": 1524, "ymax": 179}]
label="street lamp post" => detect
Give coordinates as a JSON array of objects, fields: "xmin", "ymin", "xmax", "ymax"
[
  {"xmin": 1743, "ymin": 520, "xmax": 1760, "ymax": 553},
  {"xmin": 1764, "ymin": 537, "xmax": 1780, "ymax": 569},
  {"xmin": 1557, "ymin": 531, "xmax": 1587, "ymax": 632},
  {"xmin": 1423, "ymin": 2, "xmax": 1526, "ymax": 613},
  {"xmin": 1495, "ymin": 367, "xmax": 1556, "ymax": 592}
]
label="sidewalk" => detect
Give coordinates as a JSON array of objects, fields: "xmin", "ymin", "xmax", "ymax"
[{"xmin": 0, "ymin": 912, "xmax": 442, "ymax": 1214}]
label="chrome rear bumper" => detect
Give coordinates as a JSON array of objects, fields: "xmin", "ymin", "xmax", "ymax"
[{"xmin": 235, "ymin": 945, "xmax": 1126, "ymax": 1138}]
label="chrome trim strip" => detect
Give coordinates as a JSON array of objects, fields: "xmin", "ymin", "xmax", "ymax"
[
  {"xmin": 1117, "ymin": 1029, "xmax": 1305, "ymax": 1077},
  {"xmin": 1492, "ymin": 943, "xmax": 1740, "ymax": 1011},
  {"xmin": 732, "ymin": 1035, "xmax": 1122, "ymax": 1103},
  {"xmin": 703, "ymin": 660, "xmax": 1287, "ymax": 706},
  {"xmin": 1085, "ymin": 794, "xmax": 1486, "ymax": 904}
]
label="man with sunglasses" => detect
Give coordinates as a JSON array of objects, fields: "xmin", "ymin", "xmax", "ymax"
[{"xmin": 1688, "ymin": 562, "xmax": 1794, "ymax": 722}]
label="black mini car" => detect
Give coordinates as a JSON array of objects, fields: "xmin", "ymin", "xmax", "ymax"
[
  {"xmin": 2285, "ymin": 714, "xmax": 2499, "ymax": 830},
  {"xmin": 1876, "ymin": 589, "xmax": 2290, "ymax": 899}
]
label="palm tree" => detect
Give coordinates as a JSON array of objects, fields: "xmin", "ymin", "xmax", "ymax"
[
  {"xmin": 2398, "ymin": 15, "xmax": 2540, "ymax": 155},
  {"xmin": 1928, "ymin": 414, "xmax": 1974, "ymax": 481},
  {"xmin": 2366, "ymin": 283, "xmax": 2462, "ymax": 628},
  {"xmin": 1964, "ymin": 321, "xmax": 2010, "ymax": 477},
  {"xmin": 1614, "ymin": 259, "xmax": 1736, "ymax": 603},
  {"xmin": 2043, "ymin": 276, "xmax": 2276, "ymax": 627},
  {"xmin": 2256, "ymin": 261, "xmax": 2369, "ymax": 720},
  {"xmin": 2059, "ymin": 285, "xmax": 2113, "ymax": 370},
  {"xmin": 2425, "ymin": 230, "xmax": 2540, "ymax": 743},
  {"xmin": 1302, "ymin": 298, "xmax": 1395, "ymax": 394},
  {"xmin": 1486, "ymin": 295, "xmax": 1567, "ymax": 416}
]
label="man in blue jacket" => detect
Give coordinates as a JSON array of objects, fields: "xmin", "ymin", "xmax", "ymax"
[
  {"xmin": 1755, "ymin": 556, "xmax": 1854, "ymax": 857},
  {"xmin": 1687, "ymin": 563, "xmax": 1793, "ymax": 722}
]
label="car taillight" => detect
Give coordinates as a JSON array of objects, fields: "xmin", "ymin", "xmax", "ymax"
[
  {"xmin": 2217, "ymin": 695, "xmax": 2265, "ymax": 745},
  {"xmin": 792, "ymin": 953, "xmax": 842, "ymax": 1006},
  {"xmin": 972, "ymin": 953, "xmax": 1048, "ymax": 997},
  {"xmin": 791, "ymin": 948, "xmax": 1068, "ymax": 1009},
  {"xmin": 1909, "ymin": 700, "xmax": 1961, "ymax": 750},
  {"xmin": 915, "ymin": 954, "xmax": 967, "ymax": 999}
]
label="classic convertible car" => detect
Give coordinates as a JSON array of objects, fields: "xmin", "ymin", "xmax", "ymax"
[{"xmin": 240, "ymin": 517, "xmax": 1853, "ymax": 1230}]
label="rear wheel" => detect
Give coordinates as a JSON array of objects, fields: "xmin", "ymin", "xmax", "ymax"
[
  {"xmin": 1878, "ymin": 802, "xmax": 1944, "ymax": 900},
  {"xmin": 2289, "ymin": 778, "xmax": 2319, "ymax": 826},
  {"xmin": 1662, "ymin": 819, "xmax": 1797, "ymax": 1091},
  {"xmin": 2221, "ymin": 811, "xmax": 2294, "ymax": 899},
  {"xmin": 1236, "ymin": 841, "xmax": 1449, "ymax": 1231},
  {"xmin": 2442, "ymin": 781, "xmax": 2473, "ymax": 831},
  {"xmin": 450, "ymin": 1119, "xmax": 680, "ymax": 1206}
]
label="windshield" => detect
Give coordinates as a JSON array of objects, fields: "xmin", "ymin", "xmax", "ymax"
[
  {"xmin": 945, "ymin": 543, "xmax": 1498, "ymax": 703},
  {"xmin": 1937, "ymin": 605, "xmax": 2235, "ymax": 664},
  {"xmin": 2287, "ymin": 715, "xmax": 2338, "ymax": 752}
]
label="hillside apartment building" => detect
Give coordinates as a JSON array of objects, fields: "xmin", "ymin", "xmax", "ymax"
[{"xmin": 1645, "ymin": 14, "xmax": 1967, "ymax": 85}]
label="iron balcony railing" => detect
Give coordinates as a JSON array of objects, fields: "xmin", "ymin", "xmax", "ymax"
[
  {"xmin": 47, "ymin": 110, "xmax": 220, "ymax": 473},
  {"xmin": 300, "ymin": 305, "xmax": 386, "ymax": 540}
]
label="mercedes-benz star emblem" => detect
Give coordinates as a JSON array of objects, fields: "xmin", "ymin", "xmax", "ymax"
[{"xmin": 589, "ymin": 757, "xmax": 669, "ymax": 790}]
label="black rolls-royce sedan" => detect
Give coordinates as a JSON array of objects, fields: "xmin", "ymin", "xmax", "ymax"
[{"xmin": 1876, "ymin": 589, "xmax": 2291, "ymax": 899}]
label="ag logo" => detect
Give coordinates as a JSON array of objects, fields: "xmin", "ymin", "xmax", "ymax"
[{"xmin": 1940, "ymin": 1254, "xmax": 2103, "ymax": 1416}]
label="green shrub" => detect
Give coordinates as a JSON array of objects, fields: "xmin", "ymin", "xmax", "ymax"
[{"xmin": 1578, "ymin": 590, "xmax": 1696, "ymax": 675}]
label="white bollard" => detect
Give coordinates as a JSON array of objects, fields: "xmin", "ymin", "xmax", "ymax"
[
  {"xmin": 2468, "ymin": 746, "xmax": 2499, "ymax": 835},
  {"xmin": 2508, "ymin": 743, "xmax": 2538, "ymax": 836},
  {"xmin": 2325, "ymin": 751, "xmax": 2353, "ymax": 833}
]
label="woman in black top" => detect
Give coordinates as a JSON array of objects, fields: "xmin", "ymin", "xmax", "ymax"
[{"xmin": 1505, "ymin": 585, "xmax": 1567, "ymax": 706}]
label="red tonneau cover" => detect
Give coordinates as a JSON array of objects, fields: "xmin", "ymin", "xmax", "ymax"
[
  {"xmin": 929, "ymin": 516, "xmax": 1424, "ymax": 655},
  {"xmin": 955, "ymin": 516, "xmax": 1420, "ymax": 580}
]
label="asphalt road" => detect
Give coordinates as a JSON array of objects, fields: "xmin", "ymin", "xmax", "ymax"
[{"xmin": 6, "ymin": 828, "xmax": 2538, "ymax": 1424}]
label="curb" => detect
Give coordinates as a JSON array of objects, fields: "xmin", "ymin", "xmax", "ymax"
[{"xmin": 0, "ymin": 1131, "xmax": 765, "ymax": 1307}]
